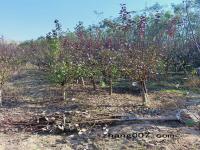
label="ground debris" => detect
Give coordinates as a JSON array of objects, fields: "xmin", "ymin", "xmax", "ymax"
[{"xmin": 8, "ymin": 110, "xmax": 183, "ymax": 135}]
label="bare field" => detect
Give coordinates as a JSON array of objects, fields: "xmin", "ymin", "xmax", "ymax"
[{"xmin": 0, "ymin": 69, "xmax": 199, "ymax": 150}]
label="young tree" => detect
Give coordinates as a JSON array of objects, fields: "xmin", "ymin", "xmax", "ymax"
[
  {"xmin": 74, "ymin": 22, "xmax": 102, "ymax": 90},
  {"xmin": 118, "ymin": 4, "xmax": 162, "ymax": 106},
  {"xmin": 123, "ymin": 43, "xmax": 161, "ymax": 106},
  {"xmin": 44, "ymin": 20, "xmax": 75, "ymax": 101},
  {"xmin": 98, "ymin": 45, "xmax": 121, "ymax": 95}
]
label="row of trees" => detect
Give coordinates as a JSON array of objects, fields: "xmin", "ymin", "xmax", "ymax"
[
  {"xmin": 0, "ymin": 38, "xmax": 22, "ymax": 106},
  {"xmin": 15, "ymin": 1, "xmax": 200, "ymax": 106}
]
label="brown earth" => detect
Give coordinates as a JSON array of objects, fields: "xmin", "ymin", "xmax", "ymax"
[{"xmin": 0, "ymin": 68, "xmax": 199, "ymax": 150}]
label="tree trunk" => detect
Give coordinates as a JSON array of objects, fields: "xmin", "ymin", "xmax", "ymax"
[
  {"xmin": 140, "ymin": 80, "xmax": 149, "ymax": 106},
  {"xmin": 76, "ymin": 79, "xmax": 79, "ymax": 84},
  {"xmin": 92, "ymin": 77, "xmax": 96, "ymax": 91},
  {"xmin": 61, "ymin": 85, "xmax": 67, "ymax": 101},
  {"xmin": 81, "ymin": 77, "xmax": 85, "ymax": 87},
  {"xmin": 0, "ymin": 88, "xmax": 2, "ymax": 106},
  {"xmin": 165, "ymin": 61, "xmax": 169, "ymax": 78},
  {"xmin": 109, "ymin": 78, "xmax": 113, "ymax": 95}
]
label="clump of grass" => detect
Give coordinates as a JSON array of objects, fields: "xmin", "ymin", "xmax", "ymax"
[
  {"xmin": 160, "ymin": 89, "xmax": 188, "ymax": 95},
  {"xmin": 185, "ymin": 120, "xmax": 199, "ymax": 127},
  {"xmin": 148, "ymin": 81, "xmax": 176, "ymax": 91},
  {"xmin": 100, "ymin": 81, "xmax": 107, "ymax": 88}
]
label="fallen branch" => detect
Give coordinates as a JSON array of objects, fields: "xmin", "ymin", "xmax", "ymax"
[{"xmin": 10, "ymin": 112, "xmax": 180, "ymax": 134}]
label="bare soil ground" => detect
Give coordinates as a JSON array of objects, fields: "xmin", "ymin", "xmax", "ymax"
[{"xmin": 0, "ymin": 68, "xmax": 199, "ymax": 150}]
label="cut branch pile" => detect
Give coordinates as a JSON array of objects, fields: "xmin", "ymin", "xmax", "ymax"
[{"xmin": 10, "ymin": 111, "xmax": 180, "ymax": 134}]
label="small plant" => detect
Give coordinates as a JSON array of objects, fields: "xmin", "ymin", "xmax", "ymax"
[
  {"xmin": 185, "ymin": 120, "xmax": 199, "ymax": 127},
  {"xmin": 100, "ymin": 80, "xmax": 106, "ymax": 88},
  {"xmin": 191, "ymin": 69, "xmax": 197, "ymax": 76}
]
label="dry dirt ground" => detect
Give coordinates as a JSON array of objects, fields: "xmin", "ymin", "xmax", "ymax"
[{"xmin": 0, "ymin": 68, "xmax": 199, "ymax": 150}]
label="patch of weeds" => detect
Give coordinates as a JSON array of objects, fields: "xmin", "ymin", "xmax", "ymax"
[
  {"xmin": 113, "ymin": 80, "xmax": 132, "ymax": 88},
  {"xmin": 100, "ymin": 81, "xmax": 107, "ymax": 88},
  {"xmin": 147, "ymin": 81, "xmax": 180, "ymax": 91},
  {"xmin": 185, "ymin": 120, "xmax": 199, "ymax": 127},
  {"xmin": 186, "ymin": 87, "xmax": 200, "ymax": 94},
  {"xmin": 160, "ymin": 89, "xmax": 188, "ymax": 96}
]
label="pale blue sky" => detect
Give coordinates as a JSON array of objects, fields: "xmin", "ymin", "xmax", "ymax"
[{"xmin": 0, "ymin": 0, "xmax": 182, "ymax": 41}]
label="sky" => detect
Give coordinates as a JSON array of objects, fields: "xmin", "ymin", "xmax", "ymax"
[{"xmin": 0, "ymin": 0, "xmax": 182, "ymax": 42}]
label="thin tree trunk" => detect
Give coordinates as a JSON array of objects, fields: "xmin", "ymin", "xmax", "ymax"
[
  {"xmin": 81, "ymin": 77, "xmax": 85, "ymax": 87},
  {"xmin": 109, "ymin": 78, "xmax": 113, "ymax": 95},
  {"xmin": 165, "ymin": 61, "xmax": 169, "ymax": 78},
  {"xmin": 92, "ymin": 77, "xmax": 96, "ymax": 91},
  {"xmin": 61, "ymin": 85, "xmax": 67, "ymax": 101},
  {"xmin": 0, "ymin": 88, "xmax": 2, "ymax": 106},
  {"xmin": 140, "ymin": 80, "xmax": 149, "ymax": 106},
  {"xmin": 76, "ymin": 79, "xmax": 79, "ymax": 84}
]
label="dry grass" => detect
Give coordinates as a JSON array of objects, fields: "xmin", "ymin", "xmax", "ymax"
[{"xmin": 184, "ymin": 76, "xmax": 200, "ymax": 88}]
